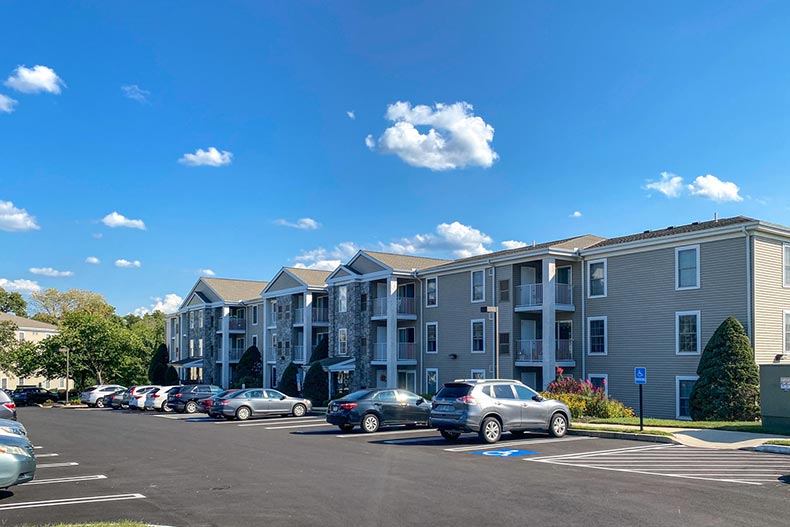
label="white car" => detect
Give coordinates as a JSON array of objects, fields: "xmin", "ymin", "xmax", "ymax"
[
  {"xmin": 128, "ymin": 385, "xmax": 159, "ymax": 411},
  {"xmin": 79, "ymin": 385, "xmax": 126, "ymax": 408},
  {"xmin": 144, "ymin": 386, "xmax": 179, "ymax": 412},
  {"xmin": 0, "ymin": 418, "xmax": 26, "ymax": 438}
]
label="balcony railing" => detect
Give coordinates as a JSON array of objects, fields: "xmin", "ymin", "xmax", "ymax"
[
  {"xmin": 229, "ymin": 346, "xmax": 244, "ymax": 362},
  {"xmin": 312, "ymin": 307, "xmax": 329, "ymax": 323},
  {"xmin": 229, "ymin": 317, "xmax": 246, "ymax": 331},
  {"xmin": 516, "ymin": 339, "xmax": 542, "ymax": 362},
  {"xmin": 374, "ymin": 343, "xmax": 387, "ymax": 361},
  {"xmin": 372, "ymin": 297, "xmax": 417, "ymax": 317},
  {"xmin": 556, "ymin": 339, "xmax": 573, "ymax": 361},
  {"xmin": 293, "ymin": 345, "xmax": 305, "ymax": 363},
  {"xmin": 398, "ymin": 342, "xmax": 416, "ymax": 361},
  {"xmin": 515, "ymin": 284, "xmax": 573, "ymax": 307},
  {"xmin": 373, "ymin": 298, "xmax": 387, "ymax": 317},
  {"xmin": 293, "ymin": 308, "xmax": 304, "ymax": 325}
]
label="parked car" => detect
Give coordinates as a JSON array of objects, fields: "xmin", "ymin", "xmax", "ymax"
[
  {"xmin": 0, "ymin": 419, "xmax": 25, "ymax": 438},
  {"xmin": 0, "ymin": 391, "xmax": 16, "ymax": 420},
  {"xmin": 0, "ymin": 434, "xmax": 36, "ymax": 488},
  {"xmin": 429, "ymin": 379, "xmax": 571, "ymax": 444},
  {"xmin": 110, "ymin": 387, "xmax": 133, "ymax": 409},
  {"xmin": 129, "ymin": 386, "xmax": 159, "ymax": 411},
  {"xmin": 12, "ymin": 387, "xmax": 58, "ymax": 406},
  {"xmin": 79, "ymin": 385, "xmax": 126, "ymax": 408},
  {"xmin": 144, "ymin": 386, "xmax": 180, "ymax": 412},
  {"xmin": 326, "ymin": 389, "xmax": 431, "ymax": 433},
  {"xmin": 201, "ymin": 389, "xmax": 240, "ymax": 417},
  {"xmin": 100, "ymin": 388, "xmax": 126, "ymax": 409},
  {"xmin": 215, "ymin": 388, "xmax": 312, "ymax": 421},
  {"xmin": 167, "ymin": 384, "xmax": 222, "ymax": 413}
]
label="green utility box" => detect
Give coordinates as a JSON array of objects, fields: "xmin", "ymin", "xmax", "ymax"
[{"xmin": 759, "ymin": 364, "xmax": 790, "ymax": 433}]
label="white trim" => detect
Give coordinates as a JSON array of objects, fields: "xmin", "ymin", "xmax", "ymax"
[
  {"xmin": 425, "ymin": 322, "xmax": 438, "ymax": 354},
  {"xmin": 675, "ymin": 310, "xmax": 701, "ymax": 355},
  {"xmin": 338, "ymin": 328, "xmax": 348, "ymax": 356},
  {"xmin": 470, "ymin": 368, "xmax": 486, "ymax": 380},
  {"xmin": 587, "ymin": 316, "xmax": 607, "ymax": 356},
  {"xmin": 425, "ymin": 368, "xmax": 439, "ymax": 394},
  {"xmin": 783, "ymin": 310, "xmax": 790, "ymax": 356},
  {"xmin": 338, "ymin": 285, "xmax": 348, "ymax": 313},
  {"xmin": 470, "ymin": 319, "xmax": 486, "ymax": 354},
  {"xmin": 425, "ymin": 277, "xmax": 438, "ymax": 308},
  {"xmin": 587, "ymin": 259, "xmax": 607, "ymax": 298},
  {"xmin": 675, "ymin": 244, "xmax": 701, "ymax": 290},
  {"xmin": 587, "ymin": 373, "xmax": 608, "ymax": 396},
  {"xmin": 784, "ymin": 244, "xmax": 790, "ymax": 288},
  {"xmin": 470, "ymin": 269, "xmax": 486, "ymax": 303},
  {"xmin": 675, "ymin": 375, "xmax": 698, "ymax": 420}
]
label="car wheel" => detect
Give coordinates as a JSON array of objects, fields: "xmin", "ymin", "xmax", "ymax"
[
  {"xmin": 292, "ymin": 404, "xmax": 307, "ymax": 417},
  {"xmin": 440, "ymin": 430, "xmax": 461, "ymax": 441},
  {"xmin": 361, "ymin": 413, "xmax": 380, "ymax": 433},
  {"xmin": 95, "ymin": 399, "xmax": 105, "ymax": 408},
  {"xmin": 185, "ymin": 401, "xmax": 198, "ymax": 414},
  {"xmin": 479, "ymin": 416, "xmax": 502, "ymax": 444},
  {"xmin": 338, "ymin": 424, "xmax": 354, "ymax": 432},
  {"xmin": 549, "ymin": 413, "xmax": 568, "ymax": 438},
  {"xmin": 236, "ymin": 406, "xmax": 251, "ymax": 421},
  {"xmin": 163, "ymin": 403, "xmax": 173, "ymax": 413}
]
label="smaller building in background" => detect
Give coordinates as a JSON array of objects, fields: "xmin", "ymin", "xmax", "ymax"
[{"xmin": 0, "ymin": 312, "xmax": 70, "ymax": 391}]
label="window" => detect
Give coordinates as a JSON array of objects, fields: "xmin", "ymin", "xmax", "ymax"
[
  {"xmin": 498, "ymin": 279, "xmax": 510, "ymax": 303},
  {"xmin": 198, "ymin": 338, "xmax": 203, "ymax": 356},
  {"xmin": 676, "ymin": 311, "xmax": 701, "ymax": 355},
  {"xmin": 18, "ymin": 332, "xmax": 25, "ymax": 342},
  {"xmin": 587, "ymin": 317, "xmax": 607, "ymax": 355},
  {"xmin": 360, "ymin": 293, "xmax": 368, "ymax": 312},
  {"xmin": 426, "ymin": 323, "xmax": 438, "ymax": 354},
  {"xmin": 426, "ymin": 277, "xmax": 438, "ymax": 307},
  {"xmin": 269, "ymin": 300, "xmax": 277, "ymax": 325},
  {"xmin": 189, "ymin": 311, "xmax": 195, "ymax": 329},
  {"xmin": 198, "ymin": 310, "xmax": 204, "ymax": 328},
  {"xmin": 471, "ymin": 369, "xmax": 486, "ymax": 380},
  {"xmin": 471, "ymin": 270, "xmax": 485, "ymax": 302},
  {"xmin": 45, "ymin": 379, "xmax": 51, "ymax": 389},
  {"xmin": 587, "ymin": 374, "xmax": 608, "ymax": 396},
  {"xmin": 189, "ymin": 339, "xmax": 195, "ymax": 356},
  {"xmin": 492, "ymin": 384, "xmax": 516, "ymax": 399},
  {"xmin": 58, "ymin": 378, "xmax": 64, "ymax": 388},
  {"xmin": 1, "ymin": 378, "xmax": 6, "ymax": 389},
  {"xmin": 426, "ymin": 368, "xmax": 439, "ymax": 394},
  {"xmin": 471, "ymin": 319, "xmax": 485, "ymax": 353},
  {"xmin": 587, "ymin": 259, "xmax": 607, "ymax": 298},
  {"xmin": 514, "ymin": 384, "xmax": 538, "ymax": 400},
  {"xmin": 338, "ymin": 328, "xmax": 348, "ymax": 356},
  {"xmin": 338, "ymin": 286, "xmax": 348, "ymax": 313},
  {"xmin": 785, "ymin": 311, "xmax": 790, "ymax": 355},
  {"xmin": 252, "ymin": 335, "xmax": 258, "ymax": 348},
  {"xmin": 499, "ymin": 333, "xmax": 510, "ymax": 355},
  {"xmin": 785, "ymin": 245, "xmax": 790, "ymax": 288},
  {"xmin": 676, "ymin": 245, "xmax": 700, "ymax": 290},
  {"xmin": 252, "ymin": 306, "xmax": 258, "ymax": 325},
  {"xmin": 676, "ymin": 376, "xmax": 697, "ymax": 419}
]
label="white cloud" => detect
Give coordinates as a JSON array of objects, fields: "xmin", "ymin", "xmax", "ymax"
[
  {"xmin": 383, "ymin": 221, "xmax": 493, "ymax": 258},
  {"xmin": 115, "ymin": 259, "xmax": 141, "ymax": 268},
  {"xmin": 501, "ymin": 240, "xmax": 527, "ymax": 250},
  {"xmin": 274, "ymin": 217, "xmax": 321, "ymax": 230},
  {"xmin": 29, "ymin": 267, "xmax": 73, "ymax": 277},
  {"xmin": 198, "ymin": 268, "xmax": 215, "ymax": 276},
  {"xmin": 85, "ymin": 256, "xmax": 100, "ymax": 264},
  {"xmin": 645, "ymin": 171, "xmax": 685, "ymax": 198},
  {"xmin": 0, "ymin": 200, "xmax": 40, "ymax": 232},
  {"xmin": 0, "ymin": 94, "xmax": 17, "ymax": 113},
  {"xmin": 688, "ymin": 174, "xmax": 743, "ymax": 202},
  {"xmin": 101, "ymin": 211, "xmax": 146, "ymax": 230},
  {"xmin": 570, "ymin": 211, "xmax": 582, "ymax": 218},
  {"xmin": 0, "ymin": 278, "xmax": 40, "ymax": 294},
  {"xmin": 368, "ymin": 101, "xmax": 498, "ymax": 171},
  {"xmin": 178, "ymin": 147, "xmax": 233, "ymax": 167},
  {"xmin": 294, "ymin": 242, "xmax": 360, "ymax": 271},
  {"xmin": 134, "ymin": 293, "xmax": 183, "ymax": 316},
  {"xmin": 347, "ymin": 110, "xmax": 355, "ymax": 120},
  {"xmin": 5, "ymin": 65, "xmax": 65, "ymax": 94},
  {"xmin": 121, "ymin": 84, "xmax": 150, "ymax": 103}
]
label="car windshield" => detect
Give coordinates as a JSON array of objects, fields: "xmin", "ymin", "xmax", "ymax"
[
  {"xmin": 436, "ymin": 384, "xmax": 472, "ymax": 400},
  {"xmin": 339, "ymin": 390, "xmax": 374, "ymax": 401}
]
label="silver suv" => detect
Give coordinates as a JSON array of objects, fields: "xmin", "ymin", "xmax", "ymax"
[{"xmin": 430, "ymin": 379, "xmax": 571, "ymax": 444}]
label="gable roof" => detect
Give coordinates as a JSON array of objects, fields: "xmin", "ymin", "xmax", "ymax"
[
  {"xmin": 284, "ymin": 267, "xmax": 331, "ymax": 288},
  {"xmin": 360, "ymin": 250, "xmax": 450, "ymax": 271},
  {"xmin": 0, "ymin": 312, "xmax": 58, "ymax": 331},
  {"xmin": 586, "ymin": 216, "xmax": 757, "ymax": 249},
  {"xmin": 201, "ymin": 277, "xmax": 269, "ymax": 302}
]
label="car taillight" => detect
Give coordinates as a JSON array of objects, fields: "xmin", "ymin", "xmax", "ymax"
[
  {"xmin": 135, "ymin": 395, "xmax": 142, "ymax": 399},
  {"xmin": 152, "ymin": 394, "xmax": 160, "ymax": 398},
  {"xmin": 457, "ymin": 395, "xmax": 477, "ymax": 405},
  {"xmin": 219, "ymin": 399, "xmax": 230, "ymax": 405},
  {"xmin": 339, "ymin": 402, "xmax": 358, "ymax": 410},
  {"xmin": 174, "ymin": 393, "xmax": 182, "ymax": 398},
  {"xmin": 2, "ymin": 402, "xmax": 14, "ymax": 411}
]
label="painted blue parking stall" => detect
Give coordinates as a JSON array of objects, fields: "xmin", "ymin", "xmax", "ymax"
[{"xmin": 471, "ymin": 449, "xmax": 539, "ymax": 457}]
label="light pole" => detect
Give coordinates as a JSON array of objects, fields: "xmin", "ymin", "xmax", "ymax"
[
  {"xmin": 59, "ymin": 347, "xmax": 70, "ymax": 405},
  {"xmin": 480, "ymin": 306, "xmax": 499, "ymax": 378}
]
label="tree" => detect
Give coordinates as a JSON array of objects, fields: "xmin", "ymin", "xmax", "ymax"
[
  {"xmin": 303, "ymin": 363, "xmax": 329, "ymax": 406},
  {"xmin": 232, "ymin": 345, "xmax": 262, "ymax": 388},
  {"xmin": 148, "ymin": 344, "xmax": 169, "ymax": 384},
  {"xmin": 0, "ymin": 321, "xmax": 17, "ymax": 353},
  {"xmin": 689, "ymin": 317, "xmax": 760, "ymax": 421},
  {"xmin": 0, "ymin": 287, "xmax": 27, "ymax": 317},
  {"xmin": 0, "ymin": 341, "xmax": 43, "ymax": 380},
  {"xmin": 30, "ymin": 288, "xmax": 115, "ymax": 323},
  {"xmin": 279, "ymin": 362, "xmax": 300, "ymax": 397},
  {"xmin": 125, "ymin": 311, "xmax": 165, "ymax": 351},
  {"xmin": 309, "ymin": 335, "xmax": 328, "ymax": 362},
  {"xmin": 164, "ymin": 365, "xmax": 180, "ymax": 385}
]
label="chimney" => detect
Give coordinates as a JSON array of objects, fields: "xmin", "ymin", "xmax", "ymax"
[
  {"xmin": 714, "ymin": 212, "xmax": 719, "ymax": 222},
  {"xmin": 532, "ymin": 240, "xmax": 536, "ymax": 247}
]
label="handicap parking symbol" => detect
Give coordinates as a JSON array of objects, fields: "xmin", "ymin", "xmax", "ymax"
[{"xmin": 471, "ymin": 449, "xmax": 538, "ymax": 457}]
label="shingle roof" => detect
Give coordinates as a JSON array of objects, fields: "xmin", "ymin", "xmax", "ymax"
[
  {"xmin": 0, "ymin": 312, "xmax": 58, "ymax": 331},
  {"xmin": 202, "ymin": 277, "xmax": 269, "ymax": 302},
  {"xmin": 586, "ymin": 216, "xmax": 756, "ymax": 249},
  {"xmin": 360, "ymin": 251, "xmax": 450, "ymax": 271},
  {"xmin": 285, "ymin": 267, "xmax": 331, "ymax": 288}
]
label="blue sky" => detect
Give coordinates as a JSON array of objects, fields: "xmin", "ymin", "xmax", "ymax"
[{"xmin": 2, "ymin": 1, "xmax": 790, "ymax": 315}]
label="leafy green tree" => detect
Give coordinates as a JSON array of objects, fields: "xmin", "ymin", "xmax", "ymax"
[
  {"xmin": 309, "ymin": 335, "xmax": 328, "ymax": 362},
  {"xmin": 232, "ymin": 345, "xmax": 262, "ymax": 388},
  {"xmin": 279, "ymin": 362, "xmax": 300, "ymax": 397},
  {"xmin": 125, "ymin": 311, "xmax": 165, "ymax": 351},
  {"xmin": 0, "ymin": 287, "xmax": 27, "ymax": 317},
  {"xmin": 689, "ymin": 317, "xmax": 760, "ymax": 421},
  {"xmin": 30, "ymin": 288, "xmax": 115, "ymax": 323},
  {"xmin": 164, "ymin": 365, "xmax": 180, "ymax": 385},
  {"xmin": 302, "ymin": 363, "xmax": 329, "ymax": 406},
  {"xmin": 148, "ymin": 344, "xmax": 169, "ymax": 384},
  {"xmin": 0, "ymin": 341, "xmax": 43, "ymax": 379},
  {"xmin": 0, "ymin": 320, "xmax": 17, "ymax": 352}
]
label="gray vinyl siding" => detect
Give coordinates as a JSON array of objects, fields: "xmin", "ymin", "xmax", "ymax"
[
  {"xmin": 266, "ymin": 273, "xmax": 301, "ymax": 292},
  {"xmin": 349, "ymin": 256, "xmax": 386, "ymax": 275},
  {"xmin": 494, "ymin": 265, "xmax": 513, "ymax": 379},
  {"xmin": 585, "ymin": 236, "xmax": 748, "ymax": 418},
  {"xmin": 753, "ymin": 236, "xmax": 790, "ymax": 364}
]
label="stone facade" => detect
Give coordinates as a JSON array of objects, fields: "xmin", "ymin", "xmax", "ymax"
[
  {"xmin": 273, "ymin": 294, "xmax": 295, "ymax": 385},
  {"xmin": 328, "ymin": 282, "xmax": 373, "ymax": 391}
]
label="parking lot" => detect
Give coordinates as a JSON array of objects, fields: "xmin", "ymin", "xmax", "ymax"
[{"xmin": 1, "ymin": 407, "xmax": 788, "ymax": 527}]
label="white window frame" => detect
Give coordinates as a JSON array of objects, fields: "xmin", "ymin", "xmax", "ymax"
[
  {"xmin": 189, "ymin": 339, "xmax": 194, "ymax": 356},
  {"xmin": 426, "ymin": 322, "xmax": 438, "ymax": 354},
  {"xmin": 587, "ymin": 259, "xmax": 607, "ymax": 298},
  {"xmin": 426, "ymin": 277, "xmax": 438, "ymax": 308},
  {"xmin": 425, "ymin": 368, "xmax": 439, "ymax": 394},
  {"xmin": 471, "ymin": 319, "xmax": 486, "ymax": 354},
  {"xmin": 675, "ymin": 310, "xmax": 701, "ymax": 355},
  {"xmin": 471, "ymin": 270, "xmax": 485, "ymax": 303},
  {"xmin": 252, "ymin": 335, "xmax": 258, "ymax": 348},
  {"xmin": 784, "ymin": 310, "xmax": 790, "ymax": 356},
  {"xmin": 252, "ymin": 305, "xmax": 258, "ymax": 325},
  {"xmin": 675, "ymin": 244, "xmax": 701, "ymax": 291},
  {"xmin": 470, "ymin": 369, "xmax": 486, "ymax": 380},
  {"xmin": 675, "ymin": 375, "xmax": 698, "ymax": 420},
  {"xmin": 338, "ymin": 286, "xmax": 348, "ymax": 313},
  {"xmin": 199, "ymin": 310, "xmax": 204, "ymax": 328},
  {"xmin": 338, "ymin": 328, "xmax": 348, "ymax": 356},
  {"xmin": 587, "ymin": 316, "xmax": 608, "ymax": 356},
  {"xmin": 784, "ymin": 245, "xmax": 790, "ymax": 288},
  {"xmin": 587, "ymin": 373, "xmax": 608, "ymax": 396},
  {"xmin": 198, "ymin": 338, "xmax": 203, "ymax": 356}
]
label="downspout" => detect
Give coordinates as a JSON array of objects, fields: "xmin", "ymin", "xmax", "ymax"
[
  {"xmin": 491, "ymin": 262, "xmax": 496, "ymax": 378},
  {"xmin": 743, "ymin": 227, "xmax": 753, "ymax": 351},
  {"xmin": 580, "ymin": 250, "xmax": 586, "ymax": 380}
]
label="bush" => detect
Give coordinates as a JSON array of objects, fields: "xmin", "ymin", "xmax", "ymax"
[
  {"xmin": 148, "ymin": 344, "xmax": 169, "ymax": 384},
  {"xmin": 689, "ymin": 317, "xmax": 760, "ymax": 421},
  {"xmin": 309, "ymin": 335, "xmax": 328, "ymax": 363},
  {"xmin": 279, "ymin": 362, "xmax": 300, "ymax": 397},
  {"xmin": 544, "ymin": 367, "xmax": 634, "ymax": 419},
  {"xmin": 164, "ymin": 365, "xmax": 179, "ymax": 385},
  {"xmin": 302, "ymin": 363, "xmax": 329, "ymax": 406},
  {"xmin": 232, "ymin": 345, "xmax": 262, "ymax": 388}
]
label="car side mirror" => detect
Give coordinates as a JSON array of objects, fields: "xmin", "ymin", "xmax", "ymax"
[
  {"xmin": 532, "ymin": 395, "xmax": 544, "ymax": 402},
  {"xmin": 416, "ymin": 398, "xmax": 425, "ymax": 405},
  {"xmin": 281, "ymin": 395, "xmax": 287, "ymax": 400}
]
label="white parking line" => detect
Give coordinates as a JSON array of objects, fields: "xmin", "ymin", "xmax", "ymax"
[
  {"xmin": 444, "ymin": 436, "xmax": 591, "ymax": 452},
  {"xmin": 33, "ymin": 446, "xmax": 43, "ymax": 449},
  {"xmin": 238, "ymin": 418, "xmax": 323, "ymax": 428},
  {"xmin": 220, "ymin": 416, "xmax": 321, "ymax": 425},
  {"xmin": 21, "ymin": 475, "xmax": 108, "ymax": 486},
  {"xmin": 336, "ymin": 429, "xmax": 438, "ymax": 439},
  {"xmin": 0, "ymin": 493, "xmax": 146, "ymax": 511},
  {"xmin": 37, "ymin": 462, "xmax": 79, "ymax": 468},
  {"xmin": 263, "ymin": 423, "xmax": 334, "ymax": 430},
  {"xmin": 35, "ymin": 453, "xmax": 59, "ymax": 458}
]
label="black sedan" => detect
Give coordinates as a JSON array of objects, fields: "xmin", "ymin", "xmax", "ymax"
[
  {"xmin": 12, "ymin": 387, "xmax": 58, "ymax": 406},
  {"xmin": 326, "ymin": 389, "xmax": 431, "ymax": 433}
]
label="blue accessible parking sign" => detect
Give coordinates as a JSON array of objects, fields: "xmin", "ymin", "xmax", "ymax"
[
  {"xmin": 634, "ymin": 367, "xmax": 647, "ymax": 385},
  {"xmin": 471, "ymin": 449, "xmax": 539, "ymax": 457}
]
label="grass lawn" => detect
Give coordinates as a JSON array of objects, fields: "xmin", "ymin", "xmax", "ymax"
[
  {"xmin": 765, "ymin": 440, "xmax": 790, "ymax": 446},
  {"xmin": 587, "ymin": 417, "xmax": 790, "ymax": 436},
  {"xmin": 572, "ymin": 424, "xmax": 674, "ymax": 436},
  {"xmin": 24, "ymin": 523, "xmax": 148, "ymax": 527}
]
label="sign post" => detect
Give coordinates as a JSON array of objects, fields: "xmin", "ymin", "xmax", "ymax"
[{"xmin": 634, "ymin": 367, "xmax": 646, "ymax": 431}]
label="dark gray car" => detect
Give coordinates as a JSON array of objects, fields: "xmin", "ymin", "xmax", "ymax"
[
  {"xmin": 430, "ymin": 379, "xmax": 571, "ymax": 444},
  {"xmin": 215, "ymin": 389, "xmax": 312, "ymax": 421}
]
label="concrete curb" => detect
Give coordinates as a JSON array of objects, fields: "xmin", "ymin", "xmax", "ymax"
[
  {"xmin": 752, "ymin": 445, "xmax": 790, "ymax": 455},
  {"xmin": 569, "ymin": 428, "xmax": 679, "ymax": 444}
]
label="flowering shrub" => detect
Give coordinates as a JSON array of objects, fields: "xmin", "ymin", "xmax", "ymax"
[{"xmin": 543, "ymin": 367, "xmax": 634, "ymax": 419}]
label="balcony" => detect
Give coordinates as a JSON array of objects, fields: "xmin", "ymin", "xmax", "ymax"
[
  {"xmin": 267, "ymin": 311, "xmax": 277, "ymax": 328},
  {"xmin": 556, "ymin": 339, "xmax": 573, "ymax": 362},
  {"xmin": 371, "ymin": 297, "xmax": 417, "ymax": 319},
  {"xmin": 293, "ymin": 308, "xmax": 304, "ymax": 325},
  {"xmin": 372, "ymin": 342, "xmax": 416, "ymax": 363},
  {"xmin": 515, "ymin": 339, "xmax": 574, "ymax": 364},
  {"xmin": 515, "ymin": 284, "xmax": 574, "ymax": 311},
  {"xmin": 228, "ymin": 317, "xmax": 246, "ymax": 331},
  {"xmin": 312, "ymin": 307, "xmax": 329, "ymax": 324},
  {"xmin": 373, "ymin": 298, "xmax": 387, "ymax": 318},
  {"xmin": 373, "ymin": 343, "xmax": 387, "ymax": 362},
  {"xmin": 218, "ymin": 346, "xmax": 244, "ymax": 363},
  {"xmin": 293, "ymin": 345, "xmax": 306, "ymax": 363}
]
